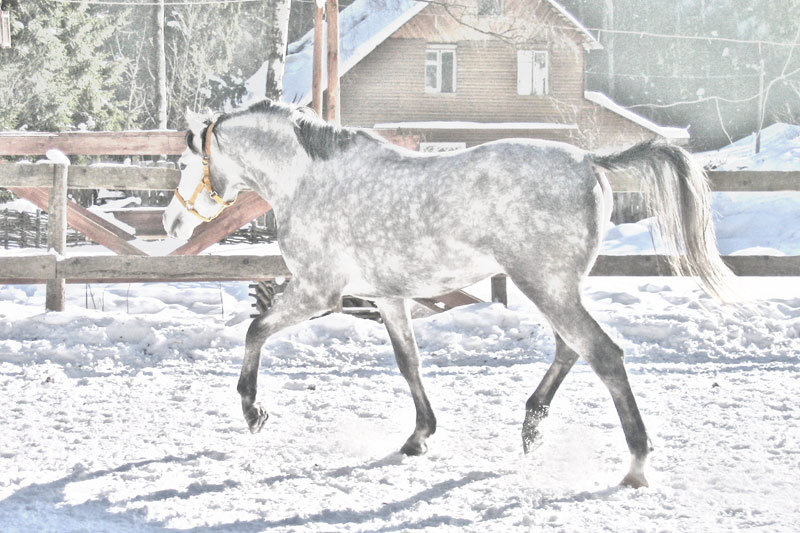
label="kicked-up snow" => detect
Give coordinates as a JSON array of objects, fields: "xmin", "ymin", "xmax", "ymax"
[{"xmin": 1, "ymin": 274, "xmax": 799, "ymax": 531}]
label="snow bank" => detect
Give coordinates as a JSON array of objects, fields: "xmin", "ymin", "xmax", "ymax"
[{"xmin": 699, "ymin": 122, "xmax": 800, "ymax": 170}]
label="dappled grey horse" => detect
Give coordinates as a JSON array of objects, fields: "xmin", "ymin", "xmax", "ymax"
[{"xmin": 163, "ymin": 99, "xmax": 734, "ymax": 488}]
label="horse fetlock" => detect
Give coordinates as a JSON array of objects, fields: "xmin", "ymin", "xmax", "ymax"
[{"xmin": 243, "ymin": 402, "xmax": 269, "ymax": 434}]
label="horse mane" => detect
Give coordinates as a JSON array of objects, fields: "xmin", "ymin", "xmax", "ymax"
[{"xmin": 227, "ymin": 98, "xmax": 383, "ymax": 161}]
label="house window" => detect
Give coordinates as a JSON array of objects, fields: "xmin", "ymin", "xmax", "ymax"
[
  {"xmin": 477, "ymin": 0, "xmax": 503, "ymax": 16},
  {"xmin": 517, "ymin": 50, "xmax": 549, "ymax": 96},
  {"xmin": 425, "ymin": 45, "xmax": 457, "ymax": 94},
  {"xmin": 420, "ymin": 142, "xmax": 466, "ymax": 153},
  {"xmin": 1, "ymin": 10, "xmax": 11, "ymax": 48}
]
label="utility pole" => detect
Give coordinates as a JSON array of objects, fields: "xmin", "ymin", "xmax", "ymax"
[{"xmin": 312, "ymin": 0, "xmax": 324, "ymax": 115}]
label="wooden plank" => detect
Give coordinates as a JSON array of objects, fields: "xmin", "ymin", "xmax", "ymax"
[
  {"xmin": 2, "ymin": 254, "xmax": 798, "ymax": 287},
  {"xmin": 67, "ymin": 165, "xmax": 180, "ymax": 190},
  {"xmin": 58, "ymin": 254, "xmax": 291, "ymax": 282},
  {"xmin": 46, "ymin": 165, "xmax": 68, "ymax": 311},
  {"xmin": 430, "ymin": 290, "xmax": 483, "ymax": 310},
  {"xmin": 605, "ymin": 170, "xmax": 800, "ymax": 192},
  {"xmin": 0, "ymin": 130, "xmax": 186, "ymax": 156},
  {"xmin": 706, "ymin": 170, "xmax": 800, "ymax": 192},
  {"xmin": 0, "ymin": 255, "xmax": 55, "ymax": 281},
  {"xmin": 591, "ymin": 254, "xmax": 800, "ymax": 277},
  {"xmin": 722, "ymin": 255, "xmax": 800, "ymax": 277},
  {"xmin": 0, "ymin": 164, "xmax": 180, "ymax": 190},
  {"xmin": 9, "ymin": 187, "xmax": 146, "ymax": 256},
  {"xmin": 169, "ymin": 191, "xmax": 272, "ymax": 256}
]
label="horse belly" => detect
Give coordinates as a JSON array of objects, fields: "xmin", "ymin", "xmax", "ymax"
[{"xmin": 342, "ymin": 245, "xmax": 502, "ymax": 300}]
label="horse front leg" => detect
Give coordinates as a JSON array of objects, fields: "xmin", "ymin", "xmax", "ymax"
[
  {"xmin": 238, "ymin": 279, "xmax": 340, "ymax": 433},
  {"xmin": 375, "ymin": 298, "xmax": 436, "ymax": 455}
]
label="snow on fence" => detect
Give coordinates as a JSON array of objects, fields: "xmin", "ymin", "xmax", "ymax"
[{"xmin": 1, "ymin": 131, "xmax": 799, "ymax": 311}]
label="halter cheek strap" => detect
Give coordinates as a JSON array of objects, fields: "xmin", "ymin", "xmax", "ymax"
[{"xmin": 173, "ymin": 121, "xmax": 237, "ymax": 223}]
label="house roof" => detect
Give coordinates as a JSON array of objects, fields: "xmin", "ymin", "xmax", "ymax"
[
  {"xmin": 545, "ymin": 0, "xmax": 602, "ymax": 50},
  {"xmin": 246, "ymin": 0, "xmax": 428, "ymax": 105},
  {"xmin": 244, "ymin": 0, "xmax": 601, "ymax": 105},
  {"xmin": 584, "ymin": 91, "xmax": 690, "ymax": 142}
]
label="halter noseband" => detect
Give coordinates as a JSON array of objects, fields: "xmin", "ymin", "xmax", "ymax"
[{"xmin": 174, "ymin": 121, "xmax": 237, "ymax": 223}]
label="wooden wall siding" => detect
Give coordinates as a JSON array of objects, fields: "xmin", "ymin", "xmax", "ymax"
[
  {"xmin": 575, "ymin": 104, "xmax": 658, "ymax": 150},
  {"xmin": 410, "ymin": 128, "xmax": 576, "ymax": 148},
  {"xmin": 341, "ymin": 37, "xmax": 586, "ymax": 127},
  {"xmin": 339, "ymin": 0, "xmax": 658, "ymax": 150}
]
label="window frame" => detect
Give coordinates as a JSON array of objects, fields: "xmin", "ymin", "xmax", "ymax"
[{"xmin": 425, "ymin": 44, "xmax": 457, "ymax": 94}]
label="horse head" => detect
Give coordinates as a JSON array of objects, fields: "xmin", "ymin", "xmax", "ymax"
[{"xmin": 163, "ymin": 109, "xmax": 242, "ymax": 240}]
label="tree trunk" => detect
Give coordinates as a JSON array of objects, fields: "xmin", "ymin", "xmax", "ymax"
[
  {"xmin": 264, "ymin": 0, "xmax": 292, "ymax": 101},
  {"xmin": 326, "ymin": 0, "xmax": 340, "ymax": 123},
  {"xmin": 603, "ymin": 0, "xmax": 615, "ymax": 96},
  {"xmin": 154, "ymin": 0, "xmax": 168, "ymax": 130}
]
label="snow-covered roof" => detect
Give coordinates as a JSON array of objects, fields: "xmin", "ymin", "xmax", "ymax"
[
  {"xmin": 374, "ymin": 121, "xmax": 579, "ymax": 130},
  {"xmin": 246, "ymin": 0, "xmax": 428, "ymax": 105},
  {"xmin": 545, "ymin": 0, "xmax": 602, "ymax": 50},
  {"xmin": 697, "ymin": 123, "xmax": 800, "ymax": 171},
  {"xmin": 245, "ymin": 0, "xmax": 601, "ymax": 104},
  {"xmin": 584, "ymin": 91, "xmax": 690, "ymax": 142}
]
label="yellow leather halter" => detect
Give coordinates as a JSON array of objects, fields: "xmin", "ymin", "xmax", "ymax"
[{"xmin": 173, "ymin": 121, "xmax": 236, "ymax": 223}]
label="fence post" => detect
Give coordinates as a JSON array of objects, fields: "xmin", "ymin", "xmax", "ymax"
[
  {"xmin": 491, "ymin": 274, "xmax": 507, "ymax": 306},
  {"xmin": 45, "ymin": 164, "xmax": 68, "ymax": 311}
]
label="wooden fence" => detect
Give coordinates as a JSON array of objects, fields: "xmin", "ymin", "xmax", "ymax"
[{"xmin": 1, "ymin": 130, "xmax": 799, "ymax": 312}]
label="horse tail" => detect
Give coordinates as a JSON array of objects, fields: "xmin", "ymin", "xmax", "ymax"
[{"xmin": 591, "ymin": 139, "xmax": 736, "ymax": 302}]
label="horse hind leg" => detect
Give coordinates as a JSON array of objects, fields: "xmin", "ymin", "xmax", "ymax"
[
  {"xmin": 375, "ymin": 298, "xmax": 436, "ymax": 455},
  {"xmin": 512, "ymin": 276, "xmax": 650, "ymax": 488},
  {"xmin": 522, "ymin": 334, "xmax": 579, "ymax": 453}
]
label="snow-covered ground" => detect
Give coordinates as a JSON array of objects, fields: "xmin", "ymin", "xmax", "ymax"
[{"xmin": 1, "ymin": 188, "xmax": 799, "ymax": 531}]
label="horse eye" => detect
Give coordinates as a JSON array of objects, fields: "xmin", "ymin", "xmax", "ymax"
[{"xmin": 179, "ymin": 162, "xmax": 187, "ymax": 171}]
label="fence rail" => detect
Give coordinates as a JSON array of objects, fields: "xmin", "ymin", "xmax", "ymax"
[
  {"xmin": 2, "ymin": 131, "xmax": 799, "ymax": 312},
  {"xmin": 3, "ymin": 163, "xmax": 800, "ymax": 192}
]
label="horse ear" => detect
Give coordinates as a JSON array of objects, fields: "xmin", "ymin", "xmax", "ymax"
[{"xmin": 185, "ymin": 108, "xmax": 208, "ymax": 136}]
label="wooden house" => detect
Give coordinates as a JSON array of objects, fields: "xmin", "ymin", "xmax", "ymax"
[{"xmin": 248, "ymin": 0, "xmax": 688, "ymax": 150}]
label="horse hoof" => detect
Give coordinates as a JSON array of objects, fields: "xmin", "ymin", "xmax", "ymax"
[
  {"xmin": 400, "ymin": 440, "xmax": 428, "ymax": 456},
  {"xmin": 244, "ymin": 403, "xmax": 269, "ymax": 434},
  {"xmin": 620, "ymin": 472, "xmax": 649, "ymax": 489}
]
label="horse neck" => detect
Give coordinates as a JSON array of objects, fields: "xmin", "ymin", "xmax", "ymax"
[{"xmin": 230, "ymin": 122, "xmax": 311, "ymax": 210}]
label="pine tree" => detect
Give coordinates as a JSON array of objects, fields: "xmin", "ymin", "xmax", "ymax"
[{"xmin": 0, "ymin": 1, "xmax": 125, "ymax": 131}]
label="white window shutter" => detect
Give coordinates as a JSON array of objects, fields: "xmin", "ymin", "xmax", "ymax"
[{"xmin": 517, "ymin": 50, "xmax": 533, "ymax": 95}]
